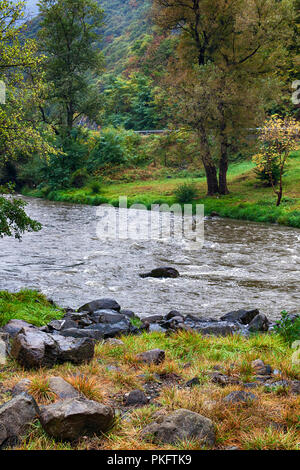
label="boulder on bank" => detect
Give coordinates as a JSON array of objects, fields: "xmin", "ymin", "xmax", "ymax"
[
  {"xmin": 141, "ymin": 409, "xmax": 215, "ymax": 447},
  {"xmin": 136, "ymin": 349, "xmax": 165, "ymax": 365},
  {"xmin": 48, "ymin": 377, "xmax": 79, "ymax": 400},
  {"xmin": 124, "ymin": 389, "xmax": 149, "ymax": 406},
  {"xmin": 139, "ymin": 267, "xmax": 180, "ymax": 279},
  {"xmin": 78, "ymin": 298, "xmax": 121, "ymax": 313},
  {"xmin": 0, "ymin": 332, "xmax": 9, "ymax": 365},
  {"xmin": 39, "ymin": 398, "xmax": 114, "ymax": 441},
  {"xmin": 2, "ymin": 319, "xmax": 35, "ymax": 338},
  {"xmin": 248, "ymin": 314, "xmax": 269, "ymax": 332},
  {"xmin": 220, "ymin": 309, "xmax": 259, "ymax": 325},
  {"xmin": 0, "ymin": 393, "xmax": 39, "ymax": 449},
  {"xmin": 11, "ymin": 328, "xmax": 94, "ymax": 369}
]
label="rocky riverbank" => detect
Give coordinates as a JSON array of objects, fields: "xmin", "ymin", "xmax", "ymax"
[{"xmin": 0, "ymin": 294, "xmax": 299, "ymax": 450}]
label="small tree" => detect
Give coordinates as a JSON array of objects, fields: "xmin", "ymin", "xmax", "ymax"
[{"xmin": 253, "ymin": 116, "xmax": 300, "ymax": 206}]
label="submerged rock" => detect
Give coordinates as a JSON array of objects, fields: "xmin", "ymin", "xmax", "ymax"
[
  {"xmin": 39, "ymin": 398, "xmax": 114, "ymax": 441},
  {"xmin": 139, "ymin": 267, "xmax": 180, "ymax": 279},
  {"xmin": 142, "ymin": 409, "xmax": 215, "ymax": 447}
]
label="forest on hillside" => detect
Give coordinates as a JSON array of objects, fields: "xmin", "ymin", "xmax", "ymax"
[{"xmin": 0, "ymin": 0, "xmax": 300, "ymax": 236}]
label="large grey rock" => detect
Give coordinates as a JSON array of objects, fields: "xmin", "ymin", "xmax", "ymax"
[
  {"xmin": 11, "ymin": 328, "xmax": 94, "ymax": 369},
  {"xmin": 47, "ymin": 318, "xmax": 78, "ymax": 332},
  {"xmin": 39, "ymin": 398, "xmax": 114, "ymax": 441},
  {"xmin": 2, "ymin": 319, "xmax": 35, "ymax": 338},
  {"xmin": 220, "ymin": 309, "xmax": 259, "ymax": 325},
  {"xmin": 86, "ymin": 320, "xmax": 132, "ymax": 339},
  {"xmin": 248, "ymin": 314, "xmax": 269, "ymax": 332},
  {"xmin": 0, "ymin": 333, "xmax": 9, "ymax": 365},
  {"xmin": 136, "ymin": 349, "xmax": 165, "ymax": 365},
  {"xmin": 194, "ymin": 321, "xmax": 236, "ymax": 336},
  {"xmin": 139, "ymin": 267, "xmax": 180, "ymax": 279},
  {"xmin": 142, "ymin": 409, "xmax": 215, "ymax": 447},
  {"xmin": 12, "ymin": 379, "xmax": 32, "ymax": 397},
  {"xmin": 78, "ymin": 298, "xmax": 121, "ymax": 313},
  {"xmin": 48, "ymin": 377, "xmax": 79, "ymax": 399},
  {"xmin": 92, "ymin": 310, "xmax": 127, "ymax": 324},
  {"xmin": 0, "ymin": 393, "xmax": 39, "ymax": 448}
]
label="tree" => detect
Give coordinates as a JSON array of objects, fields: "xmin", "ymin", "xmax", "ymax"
[
  {"xmin": 38, "ymin": 0, "xmax": 104, "ymax": 133},
  {"xmin": 152, "ymin": 0, "xmax": 294, "ymax": 195},
  {"xmin": 253, "ymin": 115, "xmax": 300, "ymax": 206},
  {"xmin": 0, "ymin": 0, "xmax": 51, "ymax": 238}
]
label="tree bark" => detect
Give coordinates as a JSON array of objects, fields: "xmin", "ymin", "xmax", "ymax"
[{"xmin": 198, "ymin": 125, "xmax": 219, "ymax": 195}]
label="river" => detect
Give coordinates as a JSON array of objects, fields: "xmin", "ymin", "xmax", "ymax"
[{"xmin": 0, "ymin": 197, "xmax": 299, "ymax": 320}]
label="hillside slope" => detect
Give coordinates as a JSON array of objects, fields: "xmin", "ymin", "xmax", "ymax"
[{"xmin": 25, "ymin": 0, "xmax": 152, "ymax": 72}]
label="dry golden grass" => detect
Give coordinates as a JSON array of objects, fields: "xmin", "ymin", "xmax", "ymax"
[{"xmin": 1, "ymin": 330, "xmax": 299, "ymax": 450}]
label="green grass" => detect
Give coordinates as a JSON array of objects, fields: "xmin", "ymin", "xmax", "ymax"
[
  {"xmin": 22, "ymin": 151, "xmax": 300, "ymax": 228},
  {"xmin": 0, "ymin": 290, "xmax": 64, "ymax": 327},
  {"xmin": 0, "ymin": 291, "xmax": 298, "ymax": 450}
]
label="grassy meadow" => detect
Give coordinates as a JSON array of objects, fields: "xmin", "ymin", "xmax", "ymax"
[{"xmin": 23, "ymin": 151, "xmax": 300, "ymax": 228}]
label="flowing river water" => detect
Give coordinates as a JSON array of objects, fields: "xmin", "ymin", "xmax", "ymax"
[{"xmin": 0, "ymin": 196, "xmax": 299, "ymax": 320}]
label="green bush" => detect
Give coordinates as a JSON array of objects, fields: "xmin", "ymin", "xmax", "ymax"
[
  {"xmin": 174, "ymin": 181, "xmax": 199, "ymax": 203},
  {"xmin": 274, "ymin": 311, "xmax": 300, "ymax": 345},
  {"xmin": 89, "ymin": 180, "xmax": 102, "ymax": 194},
  {"xmin": 70, "ymin": 168, "xmax": 90, "ymax": 188},
  {"xmin": 254, "ymin": 161, "xmax": 283, "ymax": 187}
]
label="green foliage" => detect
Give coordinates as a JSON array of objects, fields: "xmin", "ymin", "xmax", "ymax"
[
  {"xmin": 39, "ymin": 0, "xmax": 104, "ymax": 131},
  {"xmin": 0, "ymin": 289, "xmax": 63, "ymax": 327},
  {"xmin": 42, "ymin": 128, "xmax": 89, "ymax": 189},
  {"xmin": 102, "ymin": 73, "xmax": 159, "ymax": 130},
  {"xmin": 174, "ymin": 182, "xmax": 199, "ymax": 203},
  {"xmin": 274, "ymin": 311, "xmax": 300, "ymax": 345},
  {"xmin": 0, "ymin": 184, "xmax": 41, "ymax": 239},
  {"xmin": 254, "ymin": 161, "xmax": 283, "ymax": 187},
  {"xmin": 70, "ymin": 168, "xmax": 90, "ymax": 188},
  {"xmin": 89, "ymin": 180, "xmax": 102, "ymax": 194},
  {"xmin": 87, "ymin": 127, "xmax": 140, "ymax": 170}
]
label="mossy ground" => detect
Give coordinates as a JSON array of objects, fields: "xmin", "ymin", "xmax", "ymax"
[
  {"xmin": 0, "ymin": 291, "xmax": 299, "ymax": 451},
  {"xmin": 23, "ymin": 151, "xmax": 300, "ymax": 228}
]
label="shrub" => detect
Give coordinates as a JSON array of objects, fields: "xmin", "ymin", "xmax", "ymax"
[
  {"xmin": 274, "ymin": 311, "xmax": 300, "ymax": 345},
  {"xmin": 89, "ymin": 180, "xmax": 102, "ymax": 194},
  {"xmin": 88, "ymin": 128, "xmax": 128, "ymax": 170},
  {"xmin": 70, "ymin": 168, "xmax": 89, "ymax": 188},
  {"xmin": 174, "ymin": 182, "xmax": 199, "ymax": 203},
  {"xmin": 254, "ymin": 161, "xmax": 283, "ymax": 187}
]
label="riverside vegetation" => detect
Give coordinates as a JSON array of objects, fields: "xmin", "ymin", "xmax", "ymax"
[{"xmin": 0, "ymin": 290, "xmax": 299, "ymax": 450}]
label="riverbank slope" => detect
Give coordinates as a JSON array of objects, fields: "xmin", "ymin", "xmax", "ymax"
[{"xmin": 23, "ymin": 152, "xmax": 300, "ymax": 228}]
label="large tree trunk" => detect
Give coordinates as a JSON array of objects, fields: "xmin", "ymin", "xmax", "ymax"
[{"xmin": 198, "ymin": 125, "xmax": 219, "ymax": 195}]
